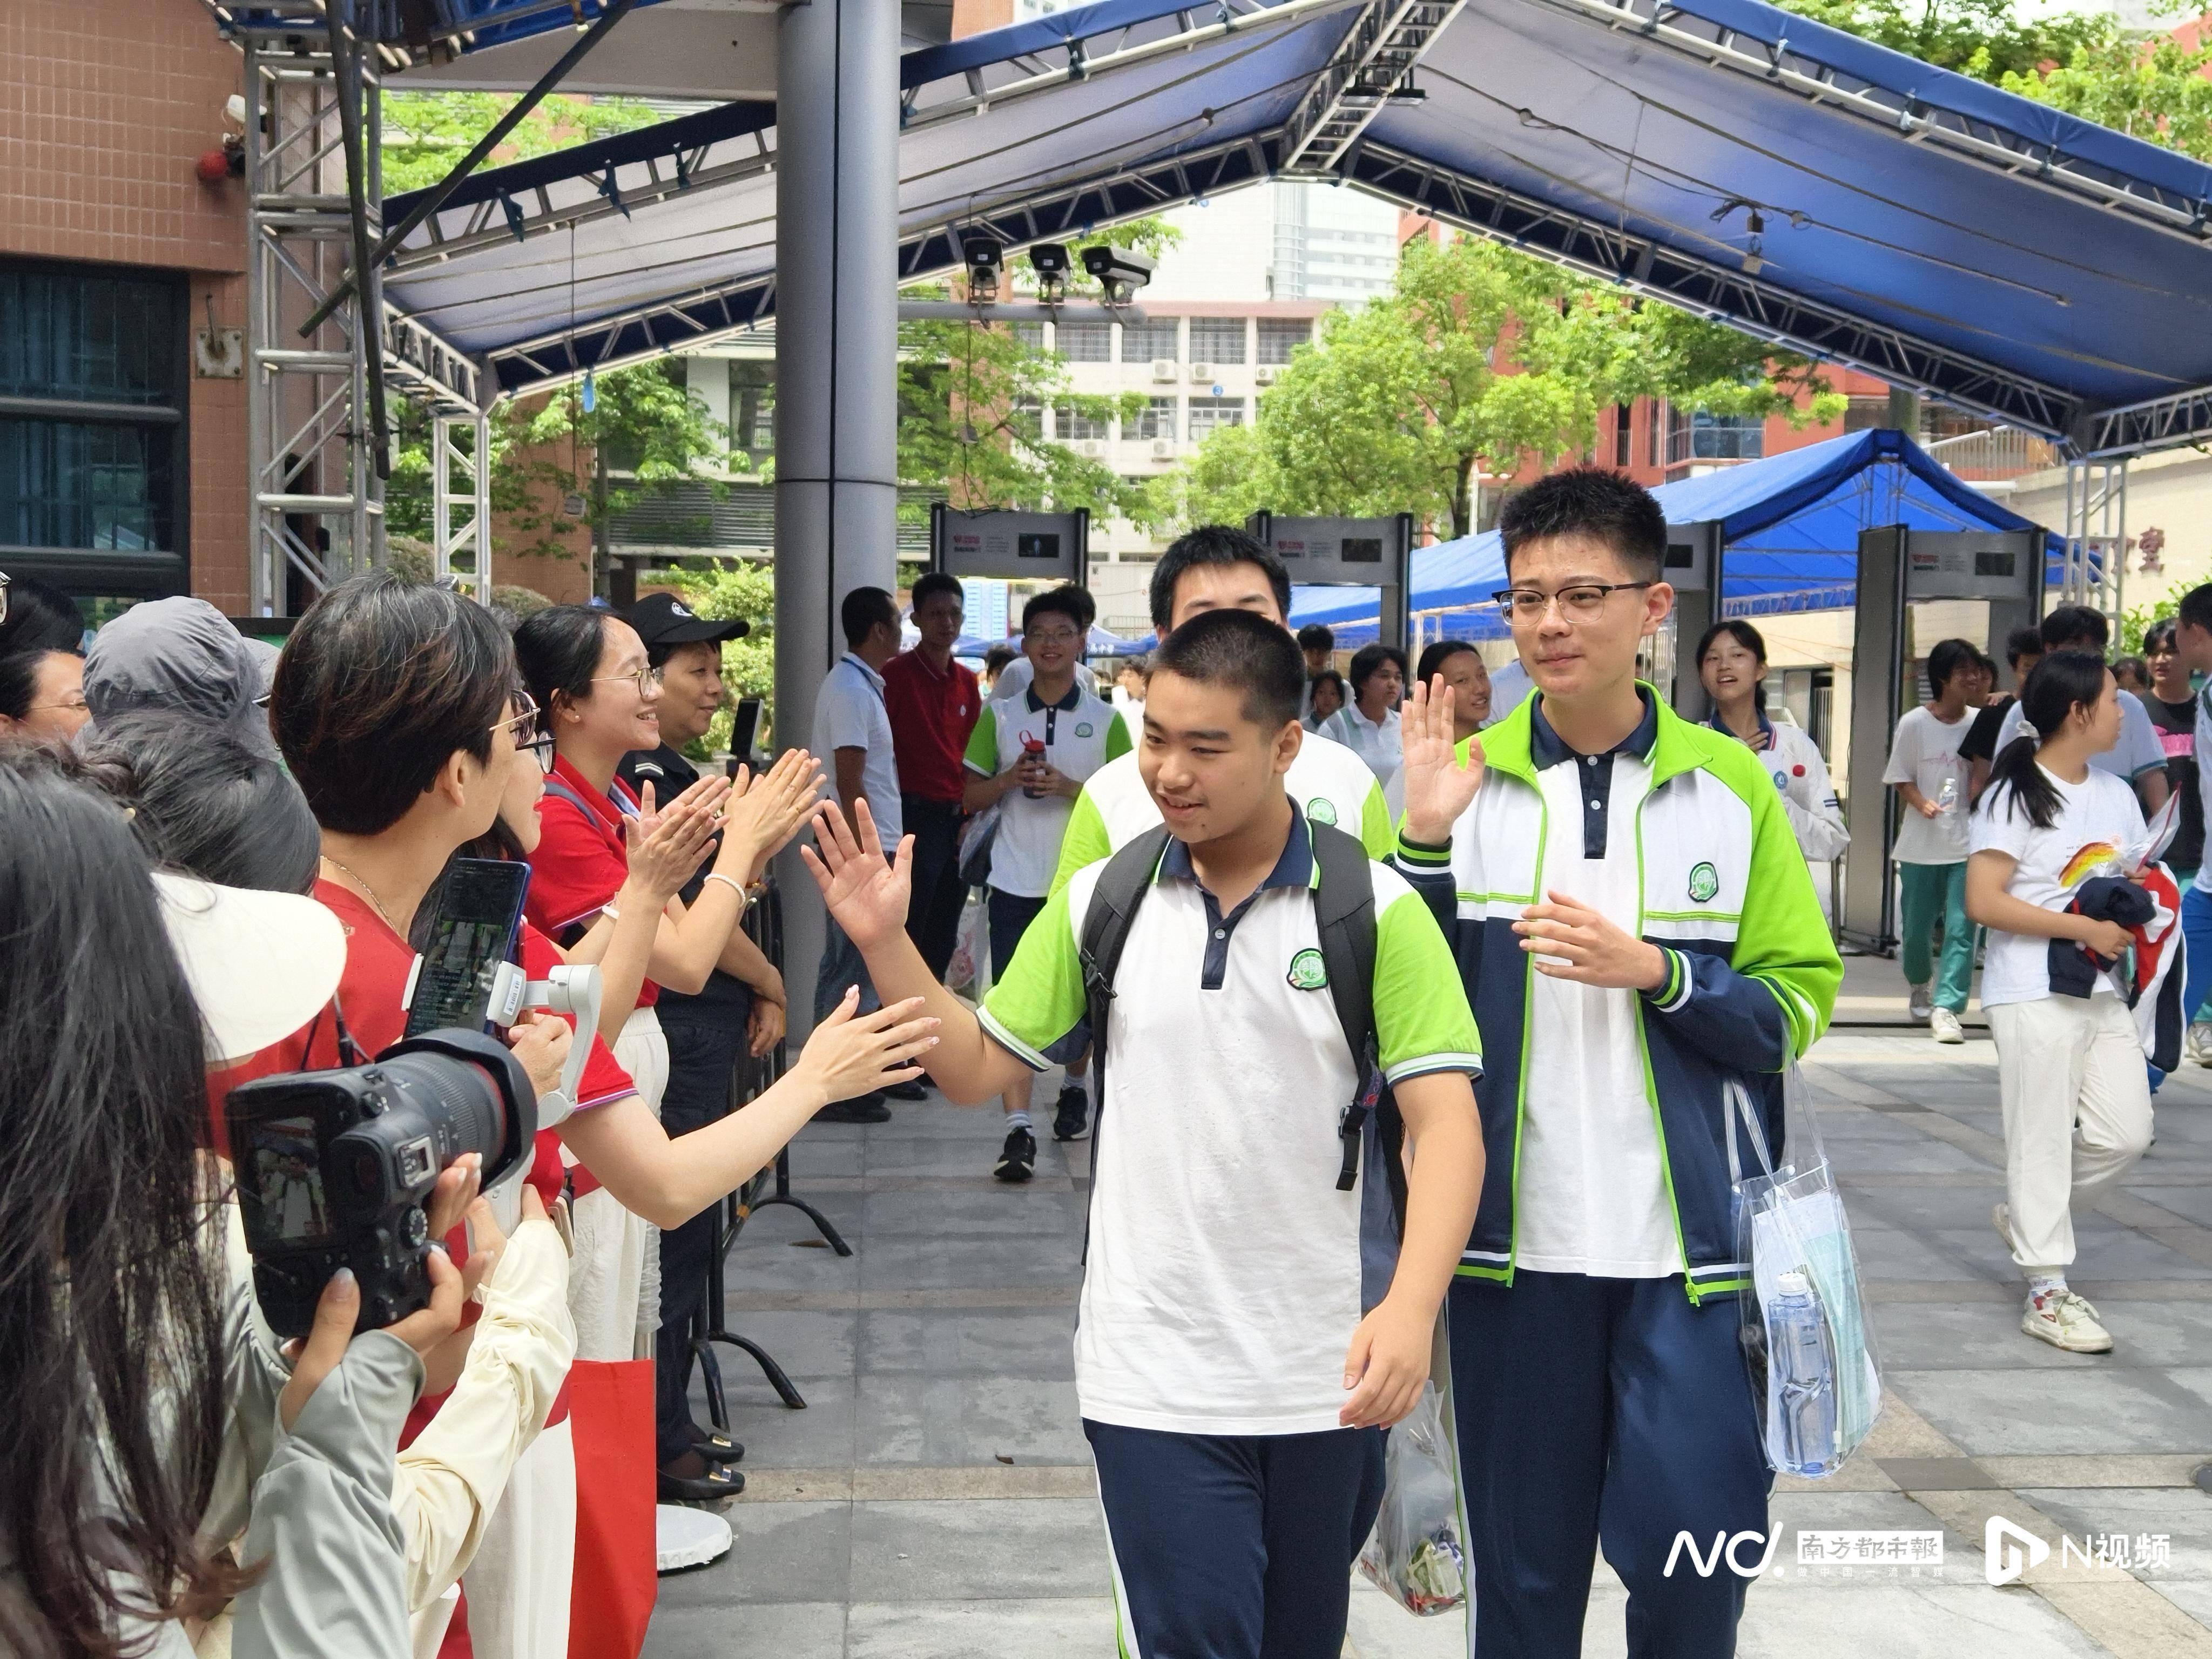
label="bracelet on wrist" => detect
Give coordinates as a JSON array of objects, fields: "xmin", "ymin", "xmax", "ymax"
[{"xmin": 704, "ymin": 871, "xmax": 748, "ymax": 902}]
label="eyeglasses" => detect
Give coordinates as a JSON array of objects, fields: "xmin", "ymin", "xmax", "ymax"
[
  {"xmin": 592, "ymin": 663, "xmax": 664, "ymax": 696},
  {"xmin": 26, "ymin": 696, "xmax": 89, "ymax": 714},
  {"xmin": 1490, "ymin": 582, "xmax": 1655, "ymax": 625},
  {"xmin": 495, "ymin": 695, "xmax": 555, "ymax": 771},
  {"xmin": 1024, "ymin": 628, "xmax": 1082, "ymax": 646}
]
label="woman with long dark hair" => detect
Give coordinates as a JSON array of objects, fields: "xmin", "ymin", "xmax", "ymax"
[
  {"xmin": 0, "ymin": 745, "xmax": 469, "ymax": 1658},
  {"xmin": 1966, "ymin": 652, "xmax": 2155, "ymax": 1355},
  {"xmin": 1694, "ymin": 620, "xmax": 1848, "ymax": 864},
  {"xmin": 1414, "ymin": 639, "xmax": 1491, "ymax": 743}
]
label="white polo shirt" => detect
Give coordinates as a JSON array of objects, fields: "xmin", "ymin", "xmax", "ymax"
[
  {"xmin": 990, "ymin": 655, "xmax": 1098, "ymax": 704},
  {"xmin": 811, "ymin": 653, "xmax": 902, "ymax": 851},
  {"xmin": 965, "ymin": 681, "xmax": 1130, "ymax": 898},
  {"xmin": 1049, "ymin": 725, "xmax": 1394, "ymax": 893},
  {"xmin": 979, "ymin": 810, "xmax": 1482, "ymax": 1435},
  {"xmin": 1323, "ymin": 701, "xmax": 1404, "ymax": 790},
  {"xmin": 1514, "ymin": 693, "xmax": 1683, "ymax": 1278}
]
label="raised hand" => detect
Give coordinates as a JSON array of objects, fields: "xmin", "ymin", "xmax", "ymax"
[
  {"xmin": 791, "ymin": 987, "xmax": 941, "ymax": 1103},
  {"xmin": 1399, "ymin": 674, "xmax": 1485, "ymax": 846},
  {"xmin": 718, "ymin": 748, "xmax": 827, "ymax": 881},
  {"xmin": 624, "ymin": 783, "xmax": 722, "ymax": 903},
  {"xmin": 799, "ymin": 797, "xmax": 914, "ymax": 950}
]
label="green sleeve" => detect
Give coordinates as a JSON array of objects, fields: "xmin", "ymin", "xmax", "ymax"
[
  {"xmin": 1371, "ymin": 887, "xmax": 1483, "ymax": 1084},
  {"xmin": 965, "ymin": 703, "xmax": 999, "ymax": 774},
  {"xmin": 1104, "ymin": 711, "xmax": 1132, "ymax": 762},
  {"xmin": 1358, "ymin": 773, "xmax": 1394, "ymax": 859},
  {"xmin": 1051, "ymin": 786, "xmax": 1112, "ymax": 896},
  {"xmin": 977, "ymin": 883, "xmax": 1087, "ymax": 1070}
]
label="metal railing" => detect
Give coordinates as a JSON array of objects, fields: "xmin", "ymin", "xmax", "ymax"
[{"xmin": 1923, "ymin": 426, "xmax": 2062, "ymax": 482}]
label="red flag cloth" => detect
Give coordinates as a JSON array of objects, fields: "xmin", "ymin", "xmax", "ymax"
[{"xmin": 567, "ymin": 1358, "xmax": 658, "ymax": 1659}]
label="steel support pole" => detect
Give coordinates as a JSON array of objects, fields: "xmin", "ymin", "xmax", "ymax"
[{"xmin": 772, "ymin": 0, "xmax": 901, "ymax": 1043}]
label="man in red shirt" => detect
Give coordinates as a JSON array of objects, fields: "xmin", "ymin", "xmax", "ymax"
[{"xmin": 881, "ymin": 570, "xmax": 981, "ymax": 982}]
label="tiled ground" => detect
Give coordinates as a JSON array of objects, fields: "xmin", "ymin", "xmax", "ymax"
[{"xmin": 644, "ymin": 958, "xmax": 2212, "ymax": 1657}]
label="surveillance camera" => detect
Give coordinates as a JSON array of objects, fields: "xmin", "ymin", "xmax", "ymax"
[
  {"xmin": 963, "ymin": 236, "xmax": 1004, "ymax": 302},
  {"xmin": 1028, "ymin": 242, "xmax": 1071, "ymax": 279},
  {"xmin": 1082, "ymin": 245, "xmax": 1156, "ymax": 306}
]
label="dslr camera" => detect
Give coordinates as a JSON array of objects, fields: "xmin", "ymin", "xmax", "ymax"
[{"xmin": 227, "ymin": 1030, "xmax": 537, "ymax": 1339}]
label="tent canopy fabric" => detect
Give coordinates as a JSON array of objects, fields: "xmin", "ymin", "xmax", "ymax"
[
  {"xmin": 1286, "ymin": 429, "xmax": 2060, "ymax": 642},
  {"xmin": 376, "ymin": 0, "xmax": 2212, "ymax": 458}
]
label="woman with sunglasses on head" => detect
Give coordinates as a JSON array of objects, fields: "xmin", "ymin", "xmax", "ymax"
[{"xmin": 1695, "ymin": 619, "xmax": 1849, "ymax": 865}]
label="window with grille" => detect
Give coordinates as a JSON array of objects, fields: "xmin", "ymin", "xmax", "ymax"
[
  {"xmin": 1135, "ymin": 397, "xmax": 1178, "ymax": 440},
  {"xmin": 1613, "ymin": 403, "xmax": 1633, "ymax": 467},
  {"xmin": 1054, "ymin": 321, "xmax": 1110, "ymax": 362},
  {"xmin": 1010, "ymin": 322, "xmax": 1046, "ymax": 350},
  {"xmin": 1187, "ymin": 396, "xmax": 1247, "ymax": 440},
  {"xmin": 1, "ymin": 262, "xmax": 188, "ymax": 594},
  {"xmin": 1009, "ymin": 400, "xmax": 1044, "ymax": 442},
  {"xmin": 1257, "ymin": 320, "xmax": 1311, "ymax": 365},
  {"xmin": 1189, "ymin": 318, "xmax": 1248, "ymax": 365},
  {"xmin": 1120, "ymin": 319, "xmax": 1179, "ymax": 363},
  {"xmin": 1056, "ymin": 404, "xmax": 1109, "ymax": 441}
]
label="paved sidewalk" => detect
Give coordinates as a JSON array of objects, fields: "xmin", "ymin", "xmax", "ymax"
[{"xmin": 644, "ymin": 1027, "xmax": 2212, "ymax": 1658}]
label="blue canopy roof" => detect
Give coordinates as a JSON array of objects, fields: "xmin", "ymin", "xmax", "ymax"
[
  {"xmin": 1288, "ymin": 428, "xmax": 2060, "ymax": 642},
  {"xmin": 372, "ymin": 0, "xmax": 2212, "ymax": 457}
]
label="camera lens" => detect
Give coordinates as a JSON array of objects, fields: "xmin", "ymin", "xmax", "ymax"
[{"xmin": 376, "ymin": 1053, "xmax": 509, "ymax": 1184}]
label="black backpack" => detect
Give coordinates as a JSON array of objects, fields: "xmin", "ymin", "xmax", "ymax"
[{"xmin": 1074, "ymin": 821, "xmax": 1409, "ymax": 1242}]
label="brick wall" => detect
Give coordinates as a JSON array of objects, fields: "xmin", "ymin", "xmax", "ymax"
[{"xmin": 1, "ymin": 0, "xmax": 249, "ymax": 608}]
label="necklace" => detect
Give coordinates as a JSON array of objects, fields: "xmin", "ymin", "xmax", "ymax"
[{"xmin": 320, "ymin": 854, "xmax": 402, "ymax": 934}]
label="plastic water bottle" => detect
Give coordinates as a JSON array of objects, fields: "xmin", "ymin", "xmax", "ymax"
[
  {"xmin": 1767, "ymin": 1270, "xmax": 1838, "ymax": 1476},
  {"xmin": 1934, "ymin": 777, "xmax": 1959, "ymax": 813}
]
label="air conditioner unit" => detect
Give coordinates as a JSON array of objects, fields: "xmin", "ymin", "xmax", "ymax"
[
  {"xmin": 1189, "ymin": 362, "xmax": 1214, "ymax": 382},
  {"xmin": 1150, "ymin": 438, "xmax": 1177, "ymax": 459},
  {"xmin": 1254, "ymin": 365, "xmax": 1279, "ymax": 386},
  {"xmin": 1150, "ymin": 359, "xmax": 1178, "ymax": 382},
  {"xmin": 1078, "ymin": 439, "xmax": 1106, "ymax": 457}
]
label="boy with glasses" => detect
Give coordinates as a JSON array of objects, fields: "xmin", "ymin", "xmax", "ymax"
[
  {"xmin": 961, "ymin": 587, "xmax": 1130, "ymax": 1177},
  {"xmin": 1398, "ymin": 467, "xmax": 1840, "ymax": 1658}
]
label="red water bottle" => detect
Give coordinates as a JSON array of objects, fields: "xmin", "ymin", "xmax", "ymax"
[{"xmin": 1020, "ymin": 733, "xmax": 1047, "ymax": 797}]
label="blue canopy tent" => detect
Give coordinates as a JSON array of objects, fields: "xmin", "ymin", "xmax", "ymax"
[{"xmin": 1286, "ymin": 429, "xmax": 2066, "ymax": 644}]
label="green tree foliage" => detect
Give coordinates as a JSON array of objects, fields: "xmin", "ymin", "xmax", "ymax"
[
  {"xmin": 1162, "ymin": 237, "xmax": 1839, "ymax": 540},
  {"xmin": 381, "ymin": 92, "xmax": 667, "ymax": 192},
  {"xmin": 1785, "ymin": 0, "xmax": 2212, "ymax": 162}
]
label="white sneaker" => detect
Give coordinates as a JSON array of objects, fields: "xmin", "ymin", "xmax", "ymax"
[
  {"xmin": 2190, "ymin": 1022, "xmax": 2212, "ymax": 1067},
  {"xmin": 1930, "ymin": 1008, "xmax": 1965, "ymax": 1044},
  {"xmin": 1908, "ymin": 983, "xmax": 1934, "ymax": 1022},
  {"xmin": 2022, "ymin": 1290, "xmax": 2113, "ymax": 1353}
]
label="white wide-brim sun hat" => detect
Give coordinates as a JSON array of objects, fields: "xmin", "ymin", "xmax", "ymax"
[{"xmin": 153, "ymin": 872, "xmax": 348, "ymax": 1065}]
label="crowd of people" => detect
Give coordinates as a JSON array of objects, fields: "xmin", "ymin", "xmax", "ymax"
[{"xmin": 7, "ymin": 453, "xmax": 2209, "ymax": 1657}]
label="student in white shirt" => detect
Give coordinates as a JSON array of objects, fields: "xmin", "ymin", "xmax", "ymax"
[
  {"xmin": 1696, "ymin": 619, "xmax": 1849, "ymax": 864},
  {"xmin": 1111, "ymin": 656, "xmax": 1148, "ymax": 735},
  {"xmin": 1966, "ymin": 652, "xmax": 2154, "ymax": 1355},
  {"xmin": 807, "ymin": 610, "xmax": 1482, "ymax": 1659},
  {"xmin": 1322, "ymin": 643, "xmax": 1406, "ymax": 794},
  {"xmin": 1991, "ymin": 606, "xmax": 2171, "ymax": 818},
  {"xmin": 1882, "ymin": 638, "xmax": 1982, "ymax": 1042},
  {"xmin": 963, "ymin": 589, "xmax": 1130, "ymax": 1174}
]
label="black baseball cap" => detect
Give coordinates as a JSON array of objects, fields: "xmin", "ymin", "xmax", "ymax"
[{"xmin": 624, "ymin": 590, "xmax": 750, "ymax": 645}]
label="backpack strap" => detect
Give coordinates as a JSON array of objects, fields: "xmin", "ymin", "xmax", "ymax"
[
  {"xmin": 539, "ymin": 773, "xmax": 599, "ymax": 824},
  {"xmin": 1309, "ymin": 823, "xmax": 1402, "ymax": 1220},
  {"xmin": 1077, "ymin": 825, "xmax": 1174, "ymax": 1085}
]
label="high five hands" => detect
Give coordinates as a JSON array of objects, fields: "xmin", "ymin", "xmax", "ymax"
[
  {"xmin": 799, "ymin": 797, "xmax": 913, "ymax": 949},
  {"xmin": 1398, "ymin": 675, "xmax": 1485, "ymax": 847}
]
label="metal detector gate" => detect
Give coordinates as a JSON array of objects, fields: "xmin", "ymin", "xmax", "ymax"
[
  {"xmin": 1838, "ymin": 525, "xmax": 2043, "ymax": 952},
  {"xmin": 927, "ymin": 506, "xmax": 1089, "ymax": 584},
  {"xmin": 1249, "ymin": 514, "xmax": 1414, "ymax": 650},
  {"xmin": 1663, "ymin": 521, "xmax": 1723, "ymax": 719}
]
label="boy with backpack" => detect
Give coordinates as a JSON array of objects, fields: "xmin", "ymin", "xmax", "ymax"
[
  {"xmin": 1394, "ymin": 468, "xmax": 1841, "ymax": 1656},
  {"xmin": 806, "ymin": 609, "xmax": 1483, "ymax": 1657}
]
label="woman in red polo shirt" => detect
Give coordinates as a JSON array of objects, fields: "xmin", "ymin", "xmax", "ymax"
[{"xmin": 512, "ymin": 605, "xmax": 819, "ymax": 1366}]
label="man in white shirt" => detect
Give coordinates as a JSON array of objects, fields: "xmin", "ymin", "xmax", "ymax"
[
  {"xmin": 810, "ymin": 585, "xmax": 904, "ymax": 1122},
  {"xmin": 1882, "ymin": 638, "xmax": 1983, "ymax": 1043}
]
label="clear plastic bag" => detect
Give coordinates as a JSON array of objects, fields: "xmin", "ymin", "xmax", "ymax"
[
  {"xmin": 945, "ymin": 887, "xmax": 990, "ymax": 998},
  {"xmin": 1728, "ymin": 1069, "xmax": 1882, "ymax": 1479},
  {"xmin": 1357, "ymin": 1381, "xmax": 1466, "ymax": 1615}
]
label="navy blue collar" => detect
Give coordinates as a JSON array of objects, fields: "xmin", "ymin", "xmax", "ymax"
[
  {"xmin": 1159, "ymin": 801, "xmax": 1315, "ymax": 894},
  {"xmin": 1024, "ymin": 679, "xmax": 1083, "ymax": 713},
  {"xmin": 1706, "ymin": 705, "xmax": 1775, "ymax": 750},
  {"xmin": 1529, "ymin": 686, "xmax": 1658, "ymax": 770}
]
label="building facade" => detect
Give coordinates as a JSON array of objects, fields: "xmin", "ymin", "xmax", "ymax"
[{"xmin": 2, "ymin": 0, "xmax": 249, "ymax": 620}]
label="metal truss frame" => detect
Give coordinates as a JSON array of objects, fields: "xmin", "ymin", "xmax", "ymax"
[
  {"xmin": 1278, "ymin": 0, "xmax": 1465, "ymax": 175},
  {"xmin": 2059, "ymin": 457, "xmax": 2128, "ymax": 616},
  {"xmin": 431, "ymin": 410, "xmax": 494, "ymax": 599}
]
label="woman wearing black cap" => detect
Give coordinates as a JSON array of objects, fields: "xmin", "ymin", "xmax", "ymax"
[{"xmin": 615, "ymin": 591, "xmax": 794, "ymax": 1499}]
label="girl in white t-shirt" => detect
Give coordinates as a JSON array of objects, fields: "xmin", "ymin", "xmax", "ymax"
[
  {"xmin": 1881, "ymin": 638, "xmax": 1984, "ymax": 1040},
  {"xmin": 1966, "ymin": 652, "xmax": 2155, "ymax": 1356}
]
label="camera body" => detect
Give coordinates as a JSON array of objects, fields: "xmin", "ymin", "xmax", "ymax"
[{"xmin": 227, "ymin": 1029, "xmax": 536, "ymax": 1338}]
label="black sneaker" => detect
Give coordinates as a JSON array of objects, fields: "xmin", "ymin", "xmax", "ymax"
[
  {"xmin": 1052, "ymin": 1085, "xmax": 1091, "ymax": 1142},
  {"xmin": 818, "ymin": 1092, "xmax": 891, "ymax": 1124},
  {"xmin": 883, "ymin": 1079, "xmax": 929, "ymax": 1102},
  {"xmin": 994, "ymin": 1124, "xmax": 1037, "ymax": 1182}
]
